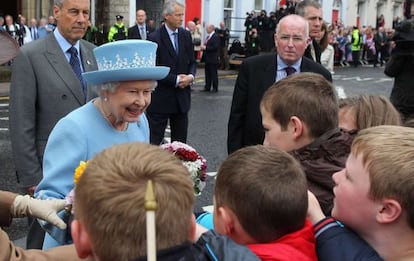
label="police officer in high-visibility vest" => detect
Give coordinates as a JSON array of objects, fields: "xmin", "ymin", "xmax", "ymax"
[
  {"xmin": 351, "ymin": 26, "xmax": 362, "ymax": 67},
  {"xmin": 108, "ymin": 15, "xmax": 127, "ymax": 42}
]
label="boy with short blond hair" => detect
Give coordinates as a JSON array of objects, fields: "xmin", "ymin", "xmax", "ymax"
[
  {"xmin": 72, "ymin": 142, "xmax": 259, "ymax": 261},
  {"xmin": 214, "ymin": 145, "xmax": 317, "ymax": 260},
  {"xmin": 72, "ymin": 143, "xmax": 194, "ymax": 260},
  {"xmin": 309, "ymin": 125, "xmax": 414, "ymax": 260},
  {"xmin": 260, "ymin": 72, "xmax": 354, "ymax": 215}
]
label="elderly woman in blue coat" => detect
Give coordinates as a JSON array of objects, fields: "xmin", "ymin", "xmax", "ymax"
[{"xmin": 34, "ymin": 40, "xmax": 169, "ymax": 249}]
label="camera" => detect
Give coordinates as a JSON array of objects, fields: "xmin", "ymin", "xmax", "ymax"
[{"xmin": 391, "ymin": 19, "xmax": 414, "ymax": 54}]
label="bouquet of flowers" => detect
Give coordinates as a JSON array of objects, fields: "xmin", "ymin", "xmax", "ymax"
[{"xmin": 161, "ymin": 141, "xmax": 207, "ymax": 195}]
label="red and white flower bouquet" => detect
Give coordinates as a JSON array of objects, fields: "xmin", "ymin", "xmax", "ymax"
[{"xmin": 161, "ymin": 141, "xmax": 207, "ymax": 195}]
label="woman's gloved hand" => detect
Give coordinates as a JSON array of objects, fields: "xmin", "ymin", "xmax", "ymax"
[{"xmin": 10, "ymin": 195, "xmax": 67, "ymax": 229}]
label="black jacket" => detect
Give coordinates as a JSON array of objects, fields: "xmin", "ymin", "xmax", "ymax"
[
  {"xmin": 127, "ymin": 24, "xmax": 155, "ymax": 40},
  {"xmin": 304, "ymin": 39, "xmax": 322, "ymax": 64},
  {"xmin": 384, "ymin": 21, "xmax": 414, "ymax": 118},
  {"xmin": 227, "ymin": 53, "xmax": 332, "ymax": 154}
]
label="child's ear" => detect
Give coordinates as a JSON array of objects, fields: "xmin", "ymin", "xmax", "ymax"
[
  {"xmin": 376, "ymin": 199, "xmax": 402, "ymax": 224},
  {"xmin": 217, "ymin": 206, "xmax": 235, "ymax": 235},
  {"xmin": 289, "ymin": 116, "xmax": 304, "ymax": 140},
  {"xmin": 190, "ymin": 214, "xmax": 204, "ymax": 242},
  {"xmin": 71, "ymin": 219, "xmax": 93, "ymax": 258}
]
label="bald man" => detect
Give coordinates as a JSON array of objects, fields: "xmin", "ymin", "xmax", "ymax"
[{"xmin": 128, "ymin": 9, "xmax": 155, "ymax": 40}]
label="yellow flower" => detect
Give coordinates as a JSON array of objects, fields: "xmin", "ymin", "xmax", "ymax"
[{"xmin": 74, "ymin": 161, "xmax": 88, "ymax": 185}]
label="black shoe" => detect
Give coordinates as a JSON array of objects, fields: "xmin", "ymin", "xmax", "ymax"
[{"xmin": 212, "ymin": 89, "xmax": 218, "ymax": 93}]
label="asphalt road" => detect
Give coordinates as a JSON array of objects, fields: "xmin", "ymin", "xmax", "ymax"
[{"xmin": 0, "ymin": 63, "xmax": 394, "ymax": 248}]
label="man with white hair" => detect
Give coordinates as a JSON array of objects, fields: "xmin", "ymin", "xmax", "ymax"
[{"xmin": 227, "ymin": 14, "xmax": 331, "ymax": 154}]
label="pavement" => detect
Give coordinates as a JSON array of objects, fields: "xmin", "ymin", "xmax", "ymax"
[{"xmin": 0, "ymin": 67, "xmax": 239, "ymax": 98}]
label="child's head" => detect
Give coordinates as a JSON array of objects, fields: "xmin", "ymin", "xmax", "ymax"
[
  {"xmin": 71, "ymin": 143, "xmax": 195, "ymax": 261},
  {"xmin": 214, "ymin": 145, "xmax": 308, "ymax": 244},
  {"xmin": 332, "ymin": 126, "xmax": 414, "ymax": 236},
  {"xmin": 338, "ymin": 95, "xmax": 401, "ymax": 131},
  {"xmin": 260, "ymin": 72, "xmax": 338, "ymax": 151}
]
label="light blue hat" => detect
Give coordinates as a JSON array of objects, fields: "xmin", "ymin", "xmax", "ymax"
[{"xmin": 83, "ymin": 40, "xmax": 169, "ymax": 85}]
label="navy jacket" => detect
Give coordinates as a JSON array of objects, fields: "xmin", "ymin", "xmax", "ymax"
[
  {"xmin": 134, "ymin": 230, "xmax": 260, "ymax": 261},
  {"xmin": 147, "ymin": 25, "xmax": 196, "ymax": 114},
  {"xmin": 201, "ymin": 33, "xmax": 220, "ymax": 64},
  {"xmin": 227, "ymin": 53, "xmax": 332, "ymax": 154},
  {"xmin": 315, "ymin": 217, "xmax": 383, "ymax": 261}
]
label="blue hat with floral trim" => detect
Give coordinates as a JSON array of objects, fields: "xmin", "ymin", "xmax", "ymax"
[{"xmin": 83, "ymin": 40, "xmax": 169, "ymax": 85}]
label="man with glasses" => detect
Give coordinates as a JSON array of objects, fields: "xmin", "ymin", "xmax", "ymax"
[{"xmin": 227, "ymin": 14, "xmax": 331, "ymax": 154}]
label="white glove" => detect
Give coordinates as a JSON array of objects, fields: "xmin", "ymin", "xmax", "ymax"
[{"xmin": 10, "ymin": 195, "xmax": 67, "ymax": 229}]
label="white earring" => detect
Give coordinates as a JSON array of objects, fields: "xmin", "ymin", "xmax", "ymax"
[{"xmin": 103, "ymin": 97, "xmax": 108, "ymax": 101}]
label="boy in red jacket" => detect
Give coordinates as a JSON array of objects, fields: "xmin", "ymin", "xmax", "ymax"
[{"xmin": 213, "ymin": 145, "xmax": 317, "ymax": 260}]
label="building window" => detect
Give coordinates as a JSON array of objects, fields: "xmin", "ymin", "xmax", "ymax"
[
  {"xmin": 333, "ymin": 0, "xmax": 341, "ymax": 9},
  {"xmin": 224, "ymin": 0, "xmax": 234, "ymax": 30},
  {"xmin": 254, "ymin": 0, "xmax": 263, "ymax": 10}
]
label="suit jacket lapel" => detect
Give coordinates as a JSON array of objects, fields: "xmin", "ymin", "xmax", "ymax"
[
  {"xmin": 80, "ymin": 41, "xmax": 97, "ymax": 100},
  {"xmin": 80, "ymin": 42, "xmax": 97, "ymax": 73},
  {"xmin": 300, "ymin": 57, "xmax": 312, "ymax": 72},
  {"xmin": 263, "ymin": 54, "xmax": 277, "ymax": 91},
  {"xmin": 44, "ymin": 34, "xmax": 84, "ymax": 104},
  {"xmin": 178, "ymin": 28, "xmax": 186, "ymax": 56},
  {"xmin": 161, "ymin": 25, "xmax": 177, "ymax": 58}
]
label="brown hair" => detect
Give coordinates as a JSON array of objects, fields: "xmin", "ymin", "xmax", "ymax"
[
  {"xmin": 352, "ymin": 126, "xmax": 414, "ymax": 229},
  {"xmin": 319, "ymin": 22, "xmax": 329, "ymax": 51},
  {"xmin": 261, "ymin": 72, "xmax": 338, "ymax": 139},
  {"xmin": 339, "ymin": 95, "xmax": 402, "ymax": 130},
  {"xmin": 214, "ymin": 145, "xmax": 308, "ymax": 242},
  {"xmin": 74, "ymin": 143, "xmax": 194, "ymax": 261}
]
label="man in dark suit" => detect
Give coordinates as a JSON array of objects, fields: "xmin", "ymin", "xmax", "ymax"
[
  {"xmin": 128, "ymin": 9, "xmax": 154, "ymax": 40},
  {"xmin": 295, "ymin": 0, "xmax": 323, "ymax": 64},
  {"xmin": 29, "ymin": 18, "xmax": 39, "ymax": 41},
  {"xmin": 227, "ymin": 14, "xmax": 332, "ymax": 154},
  {"xmin": 147, "ymin": 0, "xmax": 196, "ymax": 145},
  {"xmin": 9, "ymin": 0, "xmax": 97, "ymax": 248},
  {"xmin": 201, "ymin": 24, "xmax": 220, "ymax": 92}
]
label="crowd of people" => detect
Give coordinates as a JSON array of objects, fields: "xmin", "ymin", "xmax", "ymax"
[
  {"xmin": 0, "ymin": 14, "xmax": 57, "ymax": 46},
  {"xmin": 1, "ymin": 0, "xmax": 414, "ymax": 260},
  {"xmin": 239, "ymin": 6, "xmax": 409, "ymax": 74}
]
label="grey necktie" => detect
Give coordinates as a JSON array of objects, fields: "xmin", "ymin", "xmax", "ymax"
[{"xmin": 140, "ymin": 26, "xmax": 146, "ymax": 40}]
